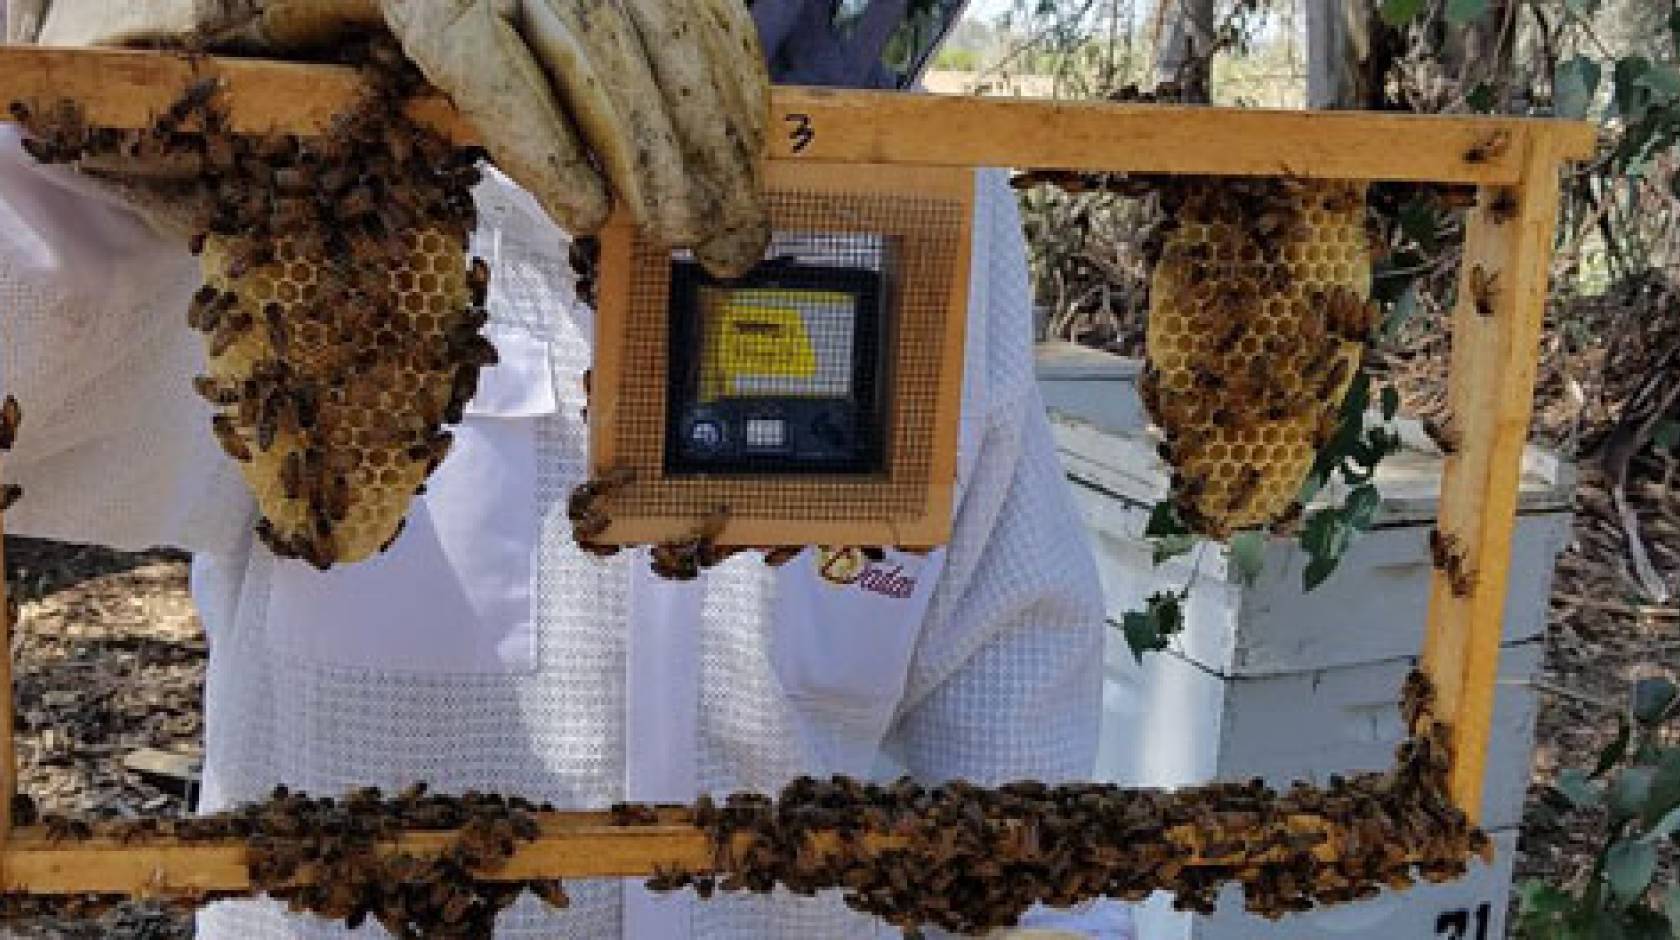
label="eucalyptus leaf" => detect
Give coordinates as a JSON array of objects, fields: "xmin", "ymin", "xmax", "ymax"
[
  {"xmin": 1615, "ymin": 56, "xmax": 1655, "ymax": 121},
  {"xmin": 1153, "ymin": 535, "xmax": 1195, "ymax": 566},
  {"xmin": 1606, "ymin": 840, "xmax": 1659, "ymax": 906},
  {"xmin": 1378, "ymin": 0, "xmax": 1425, "ymax": 25},
  {"xmin": 1380, "ymin": 385, "xmax": 1400, "ymax": 421},
  {"xmin": 1122, "ymin": 611, "xmax": 1165, "ymax": 663},
  {"xmin": 1654, "ymin": 419, "xmax": 1680, "ymax": 452},
  {"xmin": 1663, "ymin": 883, "xmax": 1680, "ymax": 930},
  {"xmin": 1445, "ymin": 0, "xmax": 1489, "ymax": 25},
  {"xmin": 1633, "ymin": 677, "xmax": 1679, "ymax": 726},
  {"xmin": 1591, "ymin": 714, "xmax": 1631, "ymax": 779},
  {"xmin": 1555, "ymin": 56, "xmax": 1603, "ymax": 120},
  {"xmin": 1382, "ymin": 283, "xmax": 1419, "ymax": 337},
  {"xmin": 1555, "ymin": 768, "xmax": 1603, "ymax": 809},
  {"xmin": 1303, "ymin": 554, "xmax": 1340, "ymax": 592},
  {"xmin": 1643, "ymin": 803, "xmax": 1680, "ymax": 841},
  {"xmin": 1639, "ymin": 750, "xmax": 1680, "ymax": 828},
  {"xmin": 1638, "ymin": 65, "xmax": 1680, "ymax": 103},
  {"xmin": 1613, "ymin": 767, "xmax": 1656, "ymax": 820},
  {"xmin": 1301, "ymin": 508, "xmax": 1339, "ymax": 558},
  {"xmin": 1145, "ymin": 500, "xmax": 1189, "ymax": 538},
  {"xmin": 1344, "ymin": 485, "xmax": 1382, "ymax": 530},
  {"xmin": 1229, "ymin": 532, "xmax": 1266, "ymax": 586},
  {"xmin": 1518, "ymin": 879, "xmax": 1574, "ymax": 919}
]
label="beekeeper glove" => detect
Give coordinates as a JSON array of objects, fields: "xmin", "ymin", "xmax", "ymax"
[{"xmin": 18, "ymin": 0, "xmax": 772, "ymax": 277}]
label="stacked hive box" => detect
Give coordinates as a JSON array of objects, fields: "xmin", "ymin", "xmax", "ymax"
[{"xmin": 1036, "ymin": 342, "xmax": 1569, "ymax": 940}]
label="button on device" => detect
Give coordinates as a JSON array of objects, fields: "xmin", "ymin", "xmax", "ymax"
[
  {"xmin": 745, "ymin": 418, "xmax": 787, "ymax": 449},
  {"xmin": 688, "ymin": 419, "xmax": 724, "ymax": 452}
]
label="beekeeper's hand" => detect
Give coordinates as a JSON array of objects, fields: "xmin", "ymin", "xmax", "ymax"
[{"xmin": 21, "ymin": 0, "xmax": 772, "ymax": 277}]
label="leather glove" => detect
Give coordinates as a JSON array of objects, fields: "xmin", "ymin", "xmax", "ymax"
[{"xmin": 18, "ymin": 0, "xmax": 772, "ymax": 277}]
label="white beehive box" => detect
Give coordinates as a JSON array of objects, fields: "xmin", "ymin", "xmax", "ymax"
[{"xmin": 1035, "ymin": 342, "xmax": 1571, "ymax": 940}]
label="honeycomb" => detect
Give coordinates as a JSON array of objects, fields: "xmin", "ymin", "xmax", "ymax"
[
  {"xmin": 1142, "ymin": 178, "xmax": 1375, "ymax": 537},
  {"xmin": 196, "ymin": 226, "xmax": 490, "ymax": 567},
  {"xmin": 9, "ymin": 37, "xmax": 495, "ymax": 569}
]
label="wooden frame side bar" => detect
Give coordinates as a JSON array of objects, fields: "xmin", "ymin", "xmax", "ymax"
[
  {"xmin": 1421, "ymin": 136, "xmax": 1569, "ymax": 820},
  {"xmin": 0, "ymin": 47, "xmax": 1594, "ymax": 183}
]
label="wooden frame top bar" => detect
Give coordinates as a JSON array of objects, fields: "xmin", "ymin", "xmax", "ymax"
[{"xmin": 0, "ymin": 47, "xmax": 1595, "ymax": 183}]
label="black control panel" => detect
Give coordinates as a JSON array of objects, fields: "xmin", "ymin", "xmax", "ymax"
[{"xmin": 665, "ymin": 254, "xmax": 889, "ymax": 476}]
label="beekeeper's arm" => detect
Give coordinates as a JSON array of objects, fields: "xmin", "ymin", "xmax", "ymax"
[{"xmin": 883, "ymin": 172, "xmax": 1134, "ymax": 940}]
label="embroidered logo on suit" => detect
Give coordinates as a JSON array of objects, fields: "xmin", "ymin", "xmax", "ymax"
[{"xmin": 815, "ymin": 547, "xmax": 919, "ymax": 599}]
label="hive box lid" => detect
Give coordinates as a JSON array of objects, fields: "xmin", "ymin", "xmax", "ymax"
[{"xmin": 1034, "ymin": 344, "xmax": 1576, "ymax": 526}]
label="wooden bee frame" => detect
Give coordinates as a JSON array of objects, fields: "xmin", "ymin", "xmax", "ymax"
[{"xmin": 0, "ymin": 47, "xmax": 1593, "ymax": 908}]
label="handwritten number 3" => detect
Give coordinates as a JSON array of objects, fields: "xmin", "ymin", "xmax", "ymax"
[{"xmin": 785, "ymin": 114, "xmax": 814, "ymax": 154}]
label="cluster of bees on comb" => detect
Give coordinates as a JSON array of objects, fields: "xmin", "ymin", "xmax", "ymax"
[
  {"xmin": 651, "ymin": 670, "xmax": 1483, "ymax": 933},
  {"xmin": 5, "ymin": 785, "xmax": 567, "ymax": 937},
  {"xmin": 1017, "ymin": 170, "xmax": 1383, "ymax": 539},
  {"xmin": 1142, "ymin": 175, "xmax": 1379, "ymax": 538},
  {"xmin": 13, "ymin": 37, "xmax": 497, "ymax": 569},
  {"xmin": 0, "ymin": 672, "xmax": 1482, "ymax": 936}
]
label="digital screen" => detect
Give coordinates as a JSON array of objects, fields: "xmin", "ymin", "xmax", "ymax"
[
  {"xmin": 696, "ymin": 287, "xmax": 858, "ymax": 403},
  {"xmin": 664, "ymin": 242, "xmax": 891, "ymax": 476}
]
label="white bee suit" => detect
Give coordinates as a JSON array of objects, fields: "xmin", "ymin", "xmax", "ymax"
[{"xmin": 0, "ymin": 121, "xmax": 1133, "ymax": 939}]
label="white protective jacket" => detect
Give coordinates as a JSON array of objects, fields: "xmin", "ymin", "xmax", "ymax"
[{"xmin": 0, "ymin": 120, "xmax": 1132, "ymax": 939}]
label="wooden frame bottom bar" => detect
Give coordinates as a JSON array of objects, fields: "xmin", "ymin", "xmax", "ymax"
[{"xmin": 0, "ymin": 808, "xmax": 1440, "ymax": 899}]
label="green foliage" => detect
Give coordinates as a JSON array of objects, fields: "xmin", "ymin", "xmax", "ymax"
[
  {"xmin": 1121, "ymin": 590, "xmax": 1186, "ymax": 662},
  {"xmin": 1117, "ymin": 368, "xmax": 1404, "ymax": 659},
  {"xmin": 1514, "ymin": 677, "xmax": 1680, "ymax": 938}
]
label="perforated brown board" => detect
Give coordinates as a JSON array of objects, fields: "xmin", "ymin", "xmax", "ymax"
[{"xmin": 590, "ymin": 163, "xmax": 975, "ymax": 548}]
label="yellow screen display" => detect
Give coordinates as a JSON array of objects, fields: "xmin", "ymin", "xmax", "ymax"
[{"xmin": 697, "ymin": 287, "xmax": 857, "ymax": 403}]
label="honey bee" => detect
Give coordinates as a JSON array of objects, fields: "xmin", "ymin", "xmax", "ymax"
[
  {"xmin": 568, "ymin": 467, "xmax": 636, "ymax": 544},
  {"xmin": 1268, "ymin": 500, "xmax": 1305, "ymax": 536},
  {"xmin": 209, "ymin": 309, "xmax": 252, "ymax": 358},
  {"xmin": 1462, "ymin": 130, "xmax": 1511, "ymax": 165},
  {"xmin": 1487, "ymin": 188, "xmax": 1519, "ymax": 225},
  {"xmin": 187, "ymin": 284, "xmax": 225, "ymax": 332},
  {"xmin": 1467, "ymin": 264, "xmax": 1499, "ymax": 318},
  {"xmin": 1191, "ymin": 367, "xmax": 1224, "ymax": 392},
  {"xmin": 467, "ymin": 258, "xmax": 491, "ymax": 307},
  {"xmin": 1316, "ymin": 358, "xmax": 1351, "ymax": 399},
  {"xmin": 609, "ymin": 802, "xmax": 661, "ymax": 827},
  {"xmin": 1321, "ymin": 184, "xmax": 1362, "ymax": 213},
  {"xmin": 650, "ymin": 508, "xmax": 731, "ymax": 581},
  {"xmin": 192, "ymin": 375, "xmax": 239, "ymax": 406},
  {"xmin": 0, "ymin": 394, "xmax": 22, "ymax": 451},
  {"xmin": 1173, "ymin": 471, "xmax": 1207, "ymax": 502},
  {"xmin": 1422, "ymin": 414, "xmax": 1461, "ymax": 455},
  {"xmin": 42, "ymin": 813, "xmax": 92, "ymax": 844},
  {"xmin": 211, "ymin": 415, "xmax": 251, "ymax": 462},
  {"xmin": 262, "ymin": 302, "xmax": 289, "ymax": 356},
  {"xmin": 1227, "ymin": 466, "xmax": 1262, "ymax": 514},
  {"xmin": 1428, "ymin": 528, "xmax": 1476, "ymax": 597},
  {"xmin": 1311, "ymin": 411, "xmax": 1340, "ymax": 449},
  {"xmin": 529, "ymin": 879, "xmax": 570, "ymax": 910},
  {"xmin": 1212, "ymin": 318, "xmax": 1247, "ymax": 356}
]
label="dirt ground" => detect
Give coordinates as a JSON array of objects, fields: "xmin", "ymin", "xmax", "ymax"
[{"xmin": 0, "ymin": 461, "xmax": 1670, "ymax": 937}]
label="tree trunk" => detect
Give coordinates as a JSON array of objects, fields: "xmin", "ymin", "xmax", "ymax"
[
  {"xmin": 1153, "ymin": 0, "xmax": 1215, "ymax": 102},
  {"xmin": 1306, "ymin": 0, "xmax": 1367, "ymax": 108}
]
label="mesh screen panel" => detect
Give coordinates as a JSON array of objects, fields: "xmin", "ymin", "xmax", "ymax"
[{"xmin": 602, "ymin": 184, "xmax": 967, "ymax": 538}]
